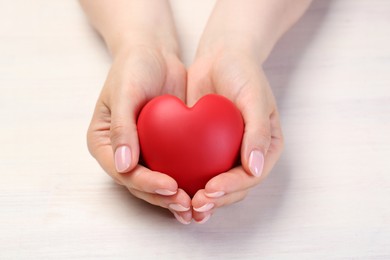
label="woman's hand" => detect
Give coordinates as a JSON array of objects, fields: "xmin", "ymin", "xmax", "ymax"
[
  {"xmin": 88, "ymin": 45, "xmax": 193, "ymax": 224},
  {"xmin": 81, "ymin": 0, "xmax": 192, "ymax": 224},
  {"xmin": 187, "ymin": 0, "xmax": 311, "ymax": 223},
  {"xmin": 187, "ymin": 47, "xmax": 284, "ymax": 223}
]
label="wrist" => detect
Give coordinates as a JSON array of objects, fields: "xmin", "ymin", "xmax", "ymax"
[
  {"xmin": 108, "ymin": 31, "xmax": 179, "ymax": 59},
  {"xmin": 196, "ymin": 0, "xmax": 311, "ymax": 64},
  {"xmin": 91, "ymin": 0, "xmax": 180, "ymax": 59},
  {"xmin": 196, "ymin": 32, "xmax": 269, "ymax": 65},
  {"xmin": 196, "ymin": 16, "xmax": 273, "ymax": 64}
]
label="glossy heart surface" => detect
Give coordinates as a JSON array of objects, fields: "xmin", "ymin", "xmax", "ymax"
[{"xmin": 137, "ymin": 94, "xmax": 244, "ymax": 197}]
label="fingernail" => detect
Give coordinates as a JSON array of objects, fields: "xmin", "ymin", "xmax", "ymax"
[
  {"xmin": 114, "ymin": 145, "xmax": 131, "ymax": 173},
  {"xmin": 172, "ymin": 211, "xmax": 191, "ymax": 225},
  {"xmin": 205, "ymin": 191, "xmax": 225, "ymax": 198},
  {"xmin": 193, "ymin": 203, "xmax": 214, "ymax": 212},
  {"xmin": 249, "ymin": 150, "xmax": 264, "ymax": 177},
  {"xmin": 155, "ymin": 189, "xmax": 177, "ymax": 196},
  {"xmin": 195, "ymin": 214, "xmax": 211, "ymax": 224},
  {"xmin": 168, "ymin": 204, "xmax": 190, "ymax": 212}
]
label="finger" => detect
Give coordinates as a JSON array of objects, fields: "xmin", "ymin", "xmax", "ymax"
[
  {"xmin": 88, "ymin": 124, "xmax": 179, "ymax": 194},
  {"xmin": 121, "ymin": 165, "xmax": 179, "ymax": 195},
  {"xmin": 265, "ymin": 109, "xmax": 285, "ymax": 175},
  {"xmin": 96, "ymin": 147, "xmax": 179, "ymax": 194},
  {"xmin": 192, "ymin": 209, "xmax": 215, "ymax": 224},
  {"xmin": 191, "ymin": 189, "xmax": 249, "ymax": 223},
  {"xmin": 235, "ymin": 70, "xmax": 275, "ymax": 178},
  {"xmin": 87, "ymin": 102, "xmax": 123, "ymax": 184},
  {"xmin": 108, "ymin": 85, "xmax": 143, "ymax": 174},
  {"xmin": 192, "ymin": 189, "xmax": 249, "ymax": 212},
  {"xmin": 131, "ymin": 189, "xmax": 192, "ymax": 225},
  {"xmin": 169, "ymin": 209, "xmax": 193, "ymax": 225},
  {"xmin": 129, "ymin": 188, "xmax": 191, "ymax": 210},
  {"xmin": 203, "ymin": 167, "xmax": 261, "ymax": 196},
  {"xmin": 204, "ymin": 112, "xmax": 284, "ymax": 196}
]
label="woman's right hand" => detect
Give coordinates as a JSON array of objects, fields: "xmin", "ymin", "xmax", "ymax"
[
  {"xmin": 81, "ymin": 0, "xmax": 194, "ymax": 224},
  {"xmin": 87, "ymin": 44, "xmax": 193, "ymax": 224}
]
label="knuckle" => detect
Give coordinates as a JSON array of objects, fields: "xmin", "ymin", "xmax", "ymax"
[
  {"xmin": 128, "ymin": 188, "xmax": 143, "ymax": 200},
  {"xmin": 257, "ymin": 125, "xmax": 271, "ymax": 139},
  {"xmin": 278, "ymin": 134, "xmax": 285, "ymax": 151},
  {"xmin": 109, "ymin": 122, "xmax": 127, "ymax": 143},
  {"xmin": 86, "ymin": 128, "xmax": 110, "ymax": 158},
  {"xmin": 108, "ymin": 172, "xmax": 123, "ymax": 186},
  {"xmin": 128, "ymin": 168, "xmax": 145, "ymax": 191},
  {"xmin": 237, "ymin": 190, "xmax": 249, "ymax": 203},
  {"xmin": 148, "ymin": 194, "xmax": 166, "ymax": 208},
  {"xmin": 272, "ymin": 126, "xmax": 285, "ymax": 152},
  {"xmin": 254, "ymin": 125, "xmax": 272, "ymax": 149}
]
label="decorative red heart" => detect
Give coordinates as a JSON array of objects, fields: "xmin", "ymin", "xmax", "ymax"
[{"xmin": 137, "ymin": 94, "xmax": 244, "ymax": 197}]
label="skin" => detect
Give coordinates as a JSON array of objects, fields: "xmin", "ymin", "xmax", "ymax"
[{"xmin": 81, "ymin": 0, "xmax": 312, "ymax": 224}]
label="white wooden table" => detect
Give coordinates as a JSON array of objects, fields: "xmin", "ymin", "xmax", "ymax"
[{"xmin": 1, "ymin": 0, "xmax": 389, "ymax": 259}]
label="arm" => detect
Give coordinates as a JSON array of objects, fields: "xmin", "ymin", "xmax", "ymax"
[
  {"xmin": 79, "ymin": 0, "xmax": 179, "ymax": 56},
  {"xmin": 189, "ymin": 0, "xmax": 311, "ymax": 223},
  {"xmin": 196, "ymin": 0, "xmax": 312, "ymax": 63}
]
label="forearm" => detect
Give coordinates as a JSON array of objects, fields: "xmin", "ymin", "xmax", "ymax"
[
  {"xmin": 79, "ymin": 0, "xmax": 179, "ymax": 57},
  {"xmin": 197, "ymin": 0, "xmax": 312, "ymax": 63}
]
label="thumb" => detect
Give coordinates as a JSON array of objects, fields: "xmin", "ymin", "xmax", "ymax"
[
  {"xmin": 109, "ymin": 90, "xmax": 142, "ymax": 173},
  {"xmin": 238, "ymin": 78, "xmax": 273, "ymax": 178}
]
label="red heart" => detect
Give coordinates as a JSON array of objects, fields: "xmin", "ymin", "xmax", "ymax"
[{"xmin": 137, "ymin": 94, "xmax": 244, "ymax": 197}]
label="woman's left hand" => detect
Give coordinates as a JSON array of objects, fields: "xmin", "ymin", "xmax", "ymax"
[{"xmin": 187, "ymin": 48, "xmax": 284, "ymax": 223}]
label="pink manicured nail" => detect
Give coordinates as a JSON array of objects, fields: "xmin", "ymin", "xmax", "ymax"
[
  {"xmin": 195, "ymin": 214, "xmax": 211, "ymax": 224},
  {"xmin": 115, "ymin": 145, "xmax": 131, "ymax": 173},
  {"xmin": 205, "ymin": 191, "xmax": 225, "ymax": 198},
  {"xmin": 193, "ymin": 203, "xmax": 214, "ymax": 212},
  {"xmin": 169, "ymin": 204, "xmax": 190, "ymax": 212},
  {"xmin": 172, "ymin": 211, "xmax": 191, "ymax": 225},
  {"xmin": 249, "ymin": 150, "xmax": 264, "ymax": 177},
  {"xmin": 155, "ymin": 189, "xmax": 177, "ymax": 196}
]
